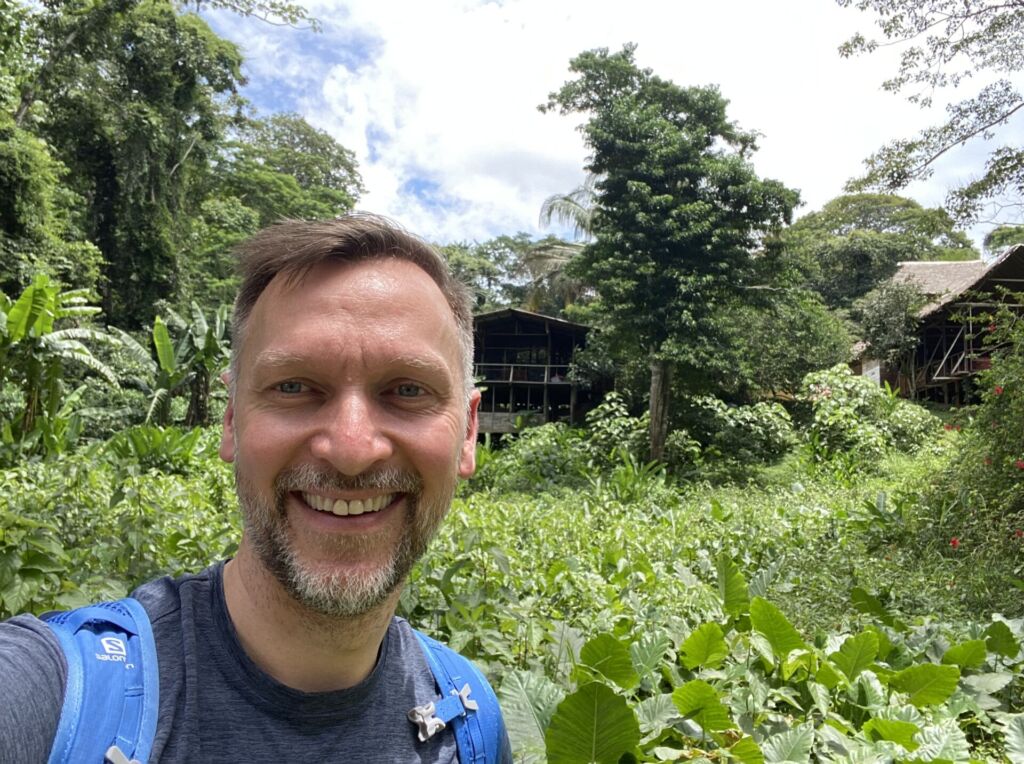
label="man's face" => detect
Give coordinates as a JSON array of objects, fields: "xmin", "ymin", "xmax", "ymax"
[{"xmin": 220, "ymin": 258, "xmax": 479, "ymax": 617}]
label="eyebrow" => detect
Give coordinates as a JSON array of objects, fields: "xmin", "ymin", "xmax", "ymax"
[{"xmin": 251, "ymin": 349, "xmax": 453, "ymax": 380}]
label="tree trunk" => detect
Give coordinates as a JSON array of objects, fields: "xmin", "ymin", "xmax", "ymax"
[
  {"xmin": 648, "ymin": 357, "xmax": 671, "ymax": 462},
  {"xmin": 185, "ymin": 368, "xmax": 210, "ymax": 427}
]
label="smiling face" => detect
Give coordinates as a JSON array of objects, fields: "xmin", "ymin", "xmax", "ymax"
[{"xmin": 220, "ymin": 258, "xmax": 479, "ymax": 617}]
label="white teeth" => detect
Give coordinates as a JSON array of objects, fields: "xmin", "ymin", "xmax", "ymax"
[{"xmin": 302, "ymin": 492, "xmax": 393, "ymax": 517}]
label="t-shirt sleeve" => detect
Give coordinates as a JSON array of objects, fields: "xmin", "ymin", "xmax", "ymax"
[{"xmin": 0, "ymin": 614, "xmax": 66, "ymax": 763}]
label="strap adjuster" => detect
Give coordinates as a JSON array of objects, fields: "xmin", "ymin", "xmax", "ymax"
[
  {"xmin": 105, "ymin": 745, "xmax": 142, "ymax": 764},
  {"xmin": 408, "ymin": 683, "xmax": 478, "ymax": 742}
]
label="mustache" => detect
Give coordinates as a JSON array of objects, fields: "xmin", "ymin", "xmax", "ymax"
[{"xmin": 274, "ymin": 464, "xmax": 423, "ymax": 495}]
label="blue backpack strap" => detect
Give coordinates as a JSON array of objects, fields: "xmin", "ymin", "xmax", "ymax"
[
  {"xmin": 410, "ymin": 629, "xmax": 506, "ymax": 764},
  {"xmin": 42, "ymin": 598, "xmax": 160, "ymax": 764}
]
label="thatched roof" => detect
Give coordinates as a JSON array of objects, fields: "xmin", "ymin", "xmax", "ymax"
[{"xmin": 892, "ymin": 244, "xmax": 1024, "ymax": 316}]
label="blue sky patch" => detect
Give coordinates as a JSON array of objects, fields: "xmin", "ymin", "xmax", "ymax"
[{"xmin": 401, "ymin": 176, "xmax": 469, "ymax": 214}]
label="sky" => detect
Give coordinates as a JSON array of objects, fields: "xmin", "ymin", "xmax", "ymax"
[{"xmin": 206, "ymin": 0, "xmax": 1007, "ymax": 249}]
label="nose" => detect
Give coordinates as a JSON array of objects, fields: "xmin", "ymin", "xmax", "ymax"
[{"xmin": 308, "ymin": 391, "xmax": 394, "ymax": 475}]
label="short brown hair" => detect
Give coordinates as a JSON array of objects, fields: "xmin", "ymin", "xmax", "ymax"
[{"xmin": 229, "ymin": 214, "xmax": 475, "ymax": 397}]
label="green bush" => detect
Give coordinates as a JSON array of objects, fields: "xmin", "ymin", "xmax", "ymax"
[
  {"xmin": 471, "ymin": 422, "xmax": 589, "ymax": 493},
  {"xmin": 799, "ymin": 364, "xmax": 939, "ymax": 468},
  {"xmin": 923, "ymin": 301, "xmax": 1024, "ymax": 580},
  {"xmin": 0, "ymin": 439, "xmax": 237, "ymax": 618},
  {"xmin": 691, "ymin": 395, "xmax": 796, "ymax": 464},
  {"xmin": 583, "ymin": 392, "xmax": 648, "ymax": 468}
]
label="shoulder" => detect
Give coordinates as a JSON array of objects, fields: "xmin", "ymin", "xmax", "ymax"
[
  {"xmin": 0, "ymin": 614, "xmax": 67, "ymax": 761},
  {"xmin": 395, "ymin": 619, "xmax": 513, "ymax": 764},
  {"xmin": 130, "ymin": 562, "xmax": 220, "ymax": 626}
]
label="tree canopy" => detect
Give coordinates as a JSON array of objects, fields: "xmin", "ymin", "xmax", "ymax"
[
  {"xmin": 839, "ymin": 0, "xmax": 1024, "ymax": 223},
  {"xmin": 782, "ymin": 193, "xmax": 977, "ymax": 308},
  {"xmin": 1, "ymin": 0, "xmax": 362, "ymax": 327}
]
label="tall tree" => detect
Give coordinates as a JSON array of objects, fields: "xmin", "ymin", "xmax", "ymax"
[
  {"xmin": 542, "ymin": 44, "xmax": 798, "ymax": 459},
  {"xmin": 839, "ymin": 0, "xmax": 1024, "ymax": 222},
  {"xmin": 21, "ymin": 0, "xmax": 247, "ymax": 327},
  {"xmin": 212, "ymin": 112, "xmax": 364, "ymax": 228}
]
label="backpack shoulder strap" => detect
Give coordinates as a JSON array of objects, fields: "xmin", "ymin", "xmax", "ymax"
[
  {"xmin": 410, "ymin": 629, "xmax": 506, "ymax": 764},
  {"xmin": 42, "ymin": 597, "xmax": 160, "ymax": 764}
]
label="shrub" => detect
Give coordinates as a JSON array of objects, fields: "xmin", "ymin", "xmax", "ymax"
[
  {"xmin": 799, "ymin": 364, "xmax": 939, "ymax": 467},
  {"xmin": 583, "ymin": 392, "xmax": 648, "ymax": 468},
  {"xmin": 690, "ymin": 396, "xmax": 796, "ymax": 465},
  {"xmin": 471, "ymin": 422, "xmax": 589, "ymax": 493},
  {"xmin": 928, "ymin": 300, "xmax": 1024, "ymax": 548}
]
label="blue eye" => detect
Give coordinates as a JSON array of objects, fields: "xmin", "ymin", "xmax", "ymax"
[
  {"xmin": 396, "ymin": 383, "xmax": 423, "ymax": 397},
  {"xmin": 277, "ymin": 381, "xmax": 305, "ymax": 394}
]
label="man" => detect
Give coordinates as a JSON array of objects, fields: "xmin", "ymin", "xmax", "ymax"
[{"xmin": 0, "ymin": 214, "xmax": 512, "ymax": 762}]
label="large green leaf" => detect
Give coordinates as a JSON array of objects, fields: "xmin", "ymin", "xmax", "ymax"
[
  {"xmin": 716, "ymin": 554, "xmax": 749, "ymax": 617},
  {"xmin": 580, "ymin": 633, "xmax": 639, "ymax": 691},
  {"xmin": 940, "ymin": 639, "xmax": 986, "ymax": 669},
  {"xmin": 636, "ymin": 694, "xmax": 677, "ymax": 740},
  {"xmin": 7, "ymin": 279, "xmax": 50, "ymax": 342},
  {"xmin": 671, "ymin": 679, "xmax": 734, "ymax": 735},
  {"xmin": 761, "ymin": 723, "xmax": 814, "ymax": 764},
  {"xmin": 153, "ymin": 317, "xmax": 176, "ymax": 374},
  {"xmin": 498, "ymin": 669, "xmax": 564, "ymax": 762},
  {"xmin": 680, "ymin": 622, "xmax": 728, "ymax": 670},
  {"xmin": 629, "ymin": 631, "xmax": 672, "ymax": 681},
  {"xmin": 912, "ymin": 720, "xmax": 969, "ymax": 761},
  {"xmin": 545, "ymin": 682, "xmax": 640, "ymax": 764},
  {"xmin": 830, "ymin": 631, "xmax": 878, "ymax": 682},
  {"xmin": 750, "ymin": 597, "xmax": 805, "ymax": 661},
  {"xmin": 985, "ymin": 620, "xmax": 1020, "ymax": 659},
  {"xmin": 729, "ymin": 736, "xmax": 765, "ymax": 764},
  {"xmin": 1001, "ymin": 714, "xmax": 1024, "ymax": 763},
  {"xmin": 889, "ymin": 664, "xmax": 960, "ymax": 708},
  {"xmin": 862, "ymin": 718, "xmax": 919, "ymax": 750},
  {"xmin": 851, "ymin": 587, "xmax": 906, "ymax": 631}
]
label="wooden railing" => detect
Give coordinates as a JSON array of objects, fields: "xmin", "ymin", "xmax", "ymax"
[{"xmin": 473, "ymin": 363, "xmax": 571, "ymax": 384}]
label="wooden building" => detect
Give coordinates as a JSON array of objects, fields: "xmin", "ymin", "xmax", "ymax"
[
  {"xmin": 473, "ymin": 309, "xmax": 590, "ymax": 434},
  {"xmin": 889, "ymin": 245, "xmax": 1024, "ymax": 402}
]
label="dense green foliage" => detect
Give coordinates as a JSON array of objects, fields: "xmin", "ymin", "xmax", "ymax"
[
  {"xmin": 2, "ymin": 374, "xmax": 1022, "ymax": 760},
  {"xmin": 851, "ymin": 281, "xmax": 926, "ymax": 367},
  {"xmin": 0, "ymin": 0, "xmax": 361, "ymax": 327},
  {"xmin": 780, "ymin": 194, "xmax": 976, "ymax": 309},
  {"xmin": 799, "ymin": 364, "xmax": 940, "ymax": 472}
]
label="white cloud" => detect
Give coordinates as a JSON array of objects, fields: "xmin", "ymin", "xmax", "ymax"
[{"xmin": 210, "ymin": 0, "xmax": 1013, "ymax": 247}]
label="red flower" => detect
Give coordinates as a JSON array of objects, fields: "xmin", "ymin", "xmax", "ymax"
[
  {"xmin": 994, "ymin": 385, "xmax": 1004, "ymax": 395},
  {"xmin": 943, "ymin": 424, "xmax": 953, "ymax": 430},
  {"xmin": 950, "ymin": 537, "xmax": 961, "ymax": 550},
  {"xmin": 1016, "ymin": 459, "xmax": 1024, "ymax": 470},
  {"xmin": 1015, "ymin": 530, "xmax": 1023, "ymax": 539},
  {"xmin": 988, "ymin": 323, "xmax": 997, "ymax": 332}
]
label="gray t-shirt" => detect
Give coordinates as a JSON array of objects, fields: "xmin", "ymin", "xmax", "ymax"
[{"xmin": 0, "ymin": 563, "xmax": 504, "ymax": 763}]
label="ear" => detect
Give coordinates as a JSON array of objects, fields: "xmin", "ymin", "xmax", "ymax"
[
  {"xmin": 457, "ymin": 389, "xmax": 481, "ymax": 479},
  {"xmin": 219, "ymin": 374, "xmax": 236, "ymax": 463}
]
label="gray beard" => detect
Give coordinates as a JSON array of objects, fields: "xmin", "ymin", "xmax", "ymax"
[{"xmin": 236, "ymin": 463, "xmax": 453, "ymax": 618}]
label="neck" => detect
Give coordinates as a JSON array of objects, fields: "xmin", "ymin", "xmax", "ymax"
[{"xmin": 223, "ymin": 543, "xmax": 398, "ymax": 692}]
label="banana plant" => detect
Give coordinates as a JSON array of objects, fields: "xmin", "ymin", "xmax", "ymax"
[
  {"xmin": 111, "ymin": 302, "xmax": 230, "ymax": 427},
  {"xmin": 181, "ymin": 302, "xmax": 230, "ymax": 427},
  {"xmin": 0, "ymin": 274, "xmax": 118, "ymax": 459}
]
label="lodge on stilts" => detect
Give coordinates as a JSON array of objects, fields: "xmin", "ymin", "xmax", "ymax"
[
  {"xmin": 862, "ymin": 245, "xmax": 1024, "ymax": 403},
  {"xmin": 472, "ymin": 308, "xmax": 594, "ymax": 434}
]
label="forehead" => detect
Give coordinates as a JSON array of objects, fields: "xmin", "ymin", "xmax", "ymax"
[{"xmin": 241, "ymin": 258, "xmax": 461, "ymax": 368}]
